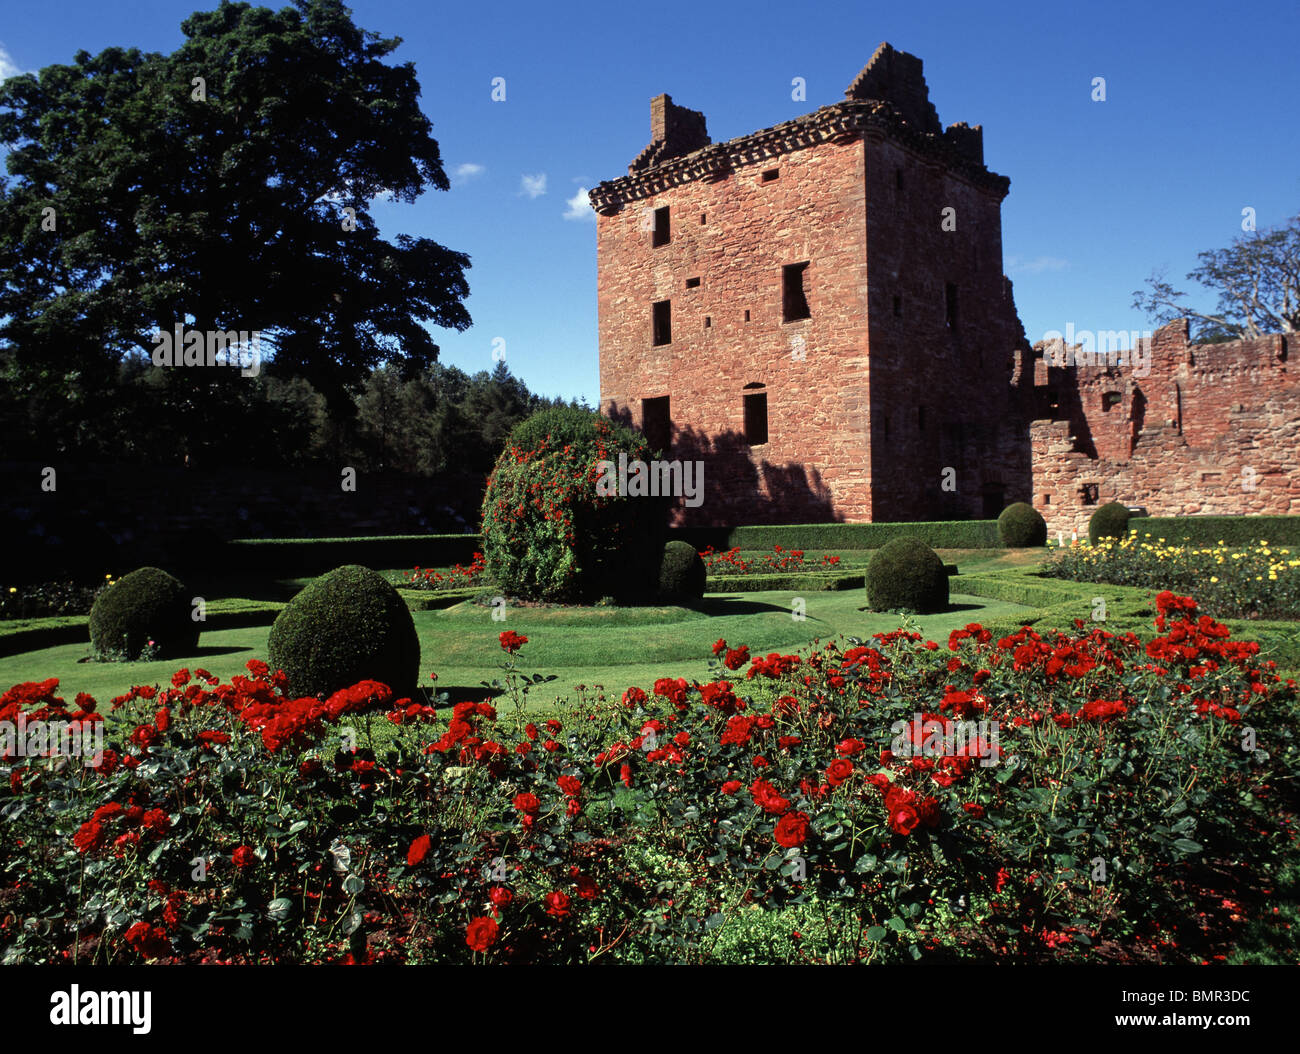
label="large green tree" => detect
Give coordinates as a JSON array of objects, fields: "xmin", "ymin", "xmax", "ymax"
[{"xmin": 0, "ymin": 0, "xmax": 470, "ymax": 440}]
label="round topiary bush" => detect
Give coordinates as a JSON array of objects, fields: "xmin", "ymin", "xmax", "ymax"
[
  {"xmin": 865, "ymin": 537, "xmax": 949, "ymax": 614},
  {"xmin": 267, "ymin": 564, "xmax": 420, "ymax": 699},
  {"xmin": 658, "ymin": 540, "xmax": 706, "ymax": 602},
  {"xmin": 481, "ymin": 407, "xmax": 669, "ymax": 603},
  {"xmin": 88, "ymin": 566, "xmax": 199, "ymax": 660},
  {"xmin": 997, "ymin": 502, "xmax": 1048, "ymax": 547},
  {"xmin": 1088, "ymin": 501, "xmax": 1132, "ymax": 545}
]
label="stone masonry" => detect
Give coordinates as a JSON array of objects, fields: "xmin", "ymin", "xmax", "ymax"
[{"xmin": 591, "ymin": 43, "xmax": 1299, "ymax": 534}]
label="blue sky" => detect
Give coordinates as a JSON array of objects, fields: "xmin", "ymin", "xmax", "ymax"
[{"xmin": 2, "ymin": 0, "xmax": 1297, "ymax": 404}]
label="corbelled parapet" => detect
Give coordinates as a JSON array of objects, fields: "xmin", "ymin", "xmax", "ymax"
[{"xmin": 589, "ymin": 44, "xmax": 1006, "ymax": 216}]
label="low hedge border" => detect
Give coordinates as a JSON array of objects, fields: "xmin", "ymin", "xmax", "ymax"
[
  {"xmin": 0, "ymin": 601, "xmax": 286, "ymax": 658},
  {"xmin": 1128, "ymin": 515, "xmax": 1300, "ymax": 547},
  {"xmin": 226, "ymin": 535, "xmax": 481, "ymax": 577},
  {"xmin": 706, "ymin": 570, "xmax": 866, "ymax": 594},
  {"xmin": 675, "ymin": 521, "xmax": 1001, "ymax": 552}
]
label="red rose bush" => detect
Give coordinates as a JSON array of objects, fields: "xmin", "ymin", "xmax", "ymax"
[{"xmin": 1, "ymin": 590, "xmax": 1295, "ymax": 964}]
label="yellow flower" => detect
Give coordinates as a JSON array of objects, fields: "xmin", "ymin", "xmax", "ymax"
[
  {"xmin": 7, "ymin": 587, "xmax": 15, "ymax": 594},
  {"xmin": 1210, "ymin": 576, "xmax": 1218, "ymax": 583}
]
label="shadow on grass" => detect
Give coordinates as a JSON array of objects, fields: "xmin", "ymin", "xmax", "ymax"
[
  {"xmin": 857, "ymin": 602, "xmax": 987, "ymax": 615},
  {"xmin": 693, "ymin": 597, "xmax": 799, "ymax": 616}
]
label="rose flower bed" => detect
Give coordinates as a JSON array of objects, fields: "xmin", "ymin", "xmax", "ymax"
[
  {"xmin": 701, "ymin": 545, "xmax": 842, "ymax": 576},
  {"xmin": 2, "ymin": 592, "xmax": 1296, "ymax": 964}
]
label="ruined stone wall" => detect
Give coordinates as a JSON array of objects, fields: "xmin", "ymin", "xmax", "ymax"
[{"xmin": 1029, "ymin": 321, "xmax": 1299, "ymax": 537}]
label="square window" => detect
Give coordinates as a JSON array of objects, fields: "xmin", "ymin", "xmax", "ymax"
[
  {"xmin": 685, "ymin": 276, "xmax": 701, "ymax": 289},
  {"xmin": 1081, "ymin": 483, "xmax": 1099, "ymax": 506},
  {"xmin": 761, "ymin": 168, "xmax": 779, "ymax": 183}
]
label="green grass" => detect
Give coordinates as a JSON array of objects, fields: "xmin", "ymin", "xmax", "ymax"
[{"xmin": 0, "ymin": 588, "xmax": 1040, "ymax": 709}]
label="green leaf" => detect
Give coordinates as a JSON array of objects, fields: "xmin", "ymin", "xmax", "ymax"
[
  {"xmin": 865, "ymin": 926, "xmax": 887, "ymax": 941},
  {"xmin": 1173, "ymin": 838, "xmax": 1203, "ymax": 855}
]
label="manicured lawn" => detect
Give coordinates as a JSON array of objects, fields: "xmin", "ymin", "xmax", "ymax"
[{"xmin": 0, "ymin": 588, "xmax": 1039, "ymax": 709}]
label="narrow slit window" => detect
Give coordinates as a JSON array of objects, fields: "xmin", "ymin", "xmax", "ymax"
[
  {"xmin": 704, "ymin": 316, "xmax": 711, "ymax": 329},
  {"xmin": 652, "ymin": 206, "xmax": 670, "ymax": 247},
  {"xmin": 744, "ymin": 390, "xmax": 768, "ymax": 445},
  {"xmin": 744, "ymin": 309, "xmax": 750, "ymax": 322},
  {"xmin": 652, "ymin": 300, "xmax": 672, "ymax": 346},
  {"xmin": 782, "ymin": 262, "xmax": 811, "ymax": 322},
  {"xmin": 700, "ymin": 213, "xmax": 707, "ymax": 224}
]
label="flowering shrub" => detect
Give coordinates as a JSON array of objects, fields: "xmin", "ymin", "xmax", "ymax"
[
  {"xmin": 2, "ymin": 592, "xmax": 1295, "ymax": 964},
  {"xmin": 1, "ymin": 575, "xmax": 115, "ymax": 619},
  {"xmin": 480, "ymin": 408, "xmax": 666, "ymax": 603},
  {"xmin": 701, "ymin": 545, "xmax": 842, "ymax": 576},
  {"xmin": 1042, "ymin": 531, "xmax": 1300, "ymax": 620},
  {"xmin": 404, "ymin": 552, "xmax": 489, "ymax": 592}
]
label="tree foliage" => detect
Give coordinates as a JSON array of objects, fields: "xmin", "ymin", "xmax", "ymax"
[
  {"xmin": 0, "ymin": 0, "xmax": 470, "ymax": 420},
  {"xmin": 1133, "ymin": 215, "xmax": 1300, "ymax": 341}
]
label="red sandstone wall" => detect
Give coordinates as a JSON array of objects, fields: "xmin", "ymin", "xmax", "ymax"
[
  {"xmin": 597, "ymin": 137, "xmax": 870, "ymax": 525},
  {"xmin": 1030, "ymin": 321, "xmax": 1300, "ymax": 537},
  {"xmin": 863, "ymin": 136, "xmax": 1031, "ymax": 521}
]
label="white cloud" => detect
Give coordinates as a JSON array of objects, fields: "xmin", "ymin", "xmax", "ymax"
[
  {"xmin": 0, "ymin": 43, "xmax": 24, "ymax": 82},
  {"xmin": 520, "ymin": 173, "xmax": 547, "ymax": 199},
  {"xmin": 453, "ymin": 162, "xmax": 485, "ymax": 184},
  {"xmin": 1006, "ymin": 255, "xmax": 1069, "ymax": 276},
  {"xmin": 563, "ymin": 186, "xmax": 595, "ymax": 222}
]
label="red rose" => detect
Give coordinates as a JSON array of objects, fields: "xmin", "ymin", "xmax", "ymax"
[
  {"xmin": 825, "ymin": 759, "xmax": 854, "ymax": 787},
  {"xmin": 889, "ymin": 804, "xmax": 920, "ymax": 836},
  {"xmin": 565, "ymin": 797, "xmax": 582, "ymax": 817},
  {"xmin": 750, "ymin": 777, "xmax": 790, "ymax": 814},
  {"xmin": 575, "ymin": 874, "xmax": 599, "ymax": 899},
  {"xmin": 489, "ymin": 886, "xmax": 513, "ymax": 908},
  {"xmin": 774, "ymin": 811, "xmax": 810, "ymax": 848},
  {"xmin": 499, "ymin": 631, "xmax": 529, "ymax": 654},
  {"xmin": 544, "ymin": 891, "xmax": 571, "ymax": 917},
  {"xmin": 620, "ymin": 763, "xmax": 632, "ymax": 788},
  {"xmin": 512, "ymin": 792, "xmax": 540, "ymax": 815},
  {"xmin": 962, "ymin": 802, "xmax": 985, "ymax": 819},
  {"xmin": 557, "ymin": 774, "xmax": 582, "ymax": 797},
  {"xmin": 720, "ymin": 780, "xmax": 743, "ymax": 795},
  {"xmin": 466, "ymin": 916, "xmax": 499, "ymax": 952},
  {"xmin": 407, "ymin": 833, "xmax": 433, "ymax": 867},
  {"xmin": 232, "ymin": 845, "xmax": 256, "ymax": 868}
]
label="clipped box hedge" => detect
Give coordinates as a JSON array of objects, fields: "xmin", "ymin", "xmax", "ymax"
[
  {"xmin": 223, "ymin": 534, "xmax": 482, "ymax": 576},
  {"xmin": 672, "ymin": 520, "xmax": 1000, "ymax": 552},
  {"xmin": 706, "ymin": 570, "xmax": 865, "ymax": 594},
  {"xmin": 1128, "ymin": 515, "xmax": 1300, "ymax": 547}
]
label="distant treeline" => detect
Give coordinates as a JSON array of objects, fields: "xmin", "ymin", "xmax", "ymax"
[{"xmin": 0, "ymin": 357, "xmax": 584, "ymax": 476}]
